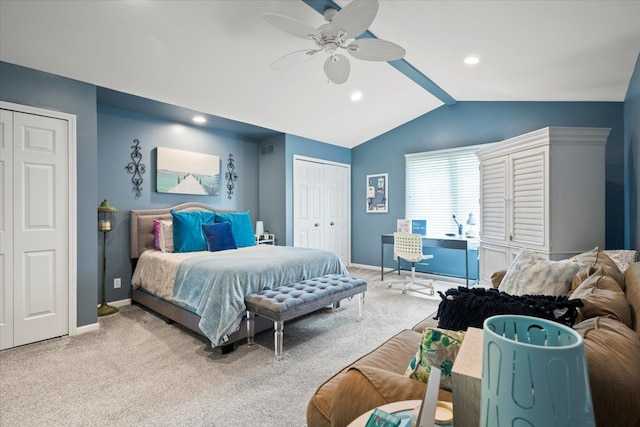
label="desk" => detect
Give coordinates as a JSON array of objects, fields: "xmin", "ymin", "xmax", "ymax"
[{"xmin": 381, "ymin": 234, "xmax": 479, "ymax": 287}]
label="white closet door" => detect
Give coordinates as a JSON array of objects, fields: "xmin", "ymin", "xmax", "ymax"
[
  {"xmin": 293, "ymin": 157, "xmax": 350, "ymax": 264},
  {"xmin": 12, "ymin": 111, "xmax": 69, "ymax": 347},
  {"xmin": 324, "ymin": 164, "xmax": 339, "ymax": 256},
  {"xmin": 0, "ymin": 109, "xmax": 14, "ymax": 349},
  {"xmin": 293, "ymin": 160, "xmax": 324, "ymax": 249},
  {"xmin": 335, "ymin": 165, "xmax": 350, "ymax": 265}
]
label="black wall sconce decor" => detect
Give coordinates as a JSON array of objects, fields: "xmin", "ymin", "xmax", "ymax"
[
  {"xmin": 224, "ymin": 153, "xmax": 238, "ymax": 199},
  {"xmin": 125, "ymin": 138, "xmax": 146, "ymax": 198}
]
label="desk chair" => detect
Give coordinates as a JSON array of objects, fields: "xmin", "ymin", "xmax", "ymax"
[{"xmin": 390, "ymin": 232, "xmax": 435, "ymax": 295}]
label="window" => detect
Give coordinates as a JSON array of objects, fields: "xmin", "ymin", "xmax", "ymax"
[{"xmin": 405, "ymin": 146, "xmax": 480, "ymax": 236}]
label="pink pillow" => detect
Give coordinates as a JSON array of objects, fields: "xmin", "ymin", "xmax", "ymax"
[{"xmin": 153, "ymin": 219, "xmax": 173, "ymax": 252}]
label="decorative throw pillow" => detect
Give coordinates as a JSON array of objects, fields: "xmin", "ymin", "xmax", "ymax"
[
  {"xmin": 435, "ymin": 287, "xmax": 583, "ymax": 331},
  {"xmin": 569, "ymin": 268, "xmax": 632, "ymax": 328},
  {"xmin": 404, "ymin": 328, "xmax": 465, "ymax": 391},
  {"xmin": 602, "ymin": 249, "xmax": 638, "ymax": 273},
  {"xmin": 570, "ymin": 247, "xmax": 625, "ymax": 291},
  {"xmin": 214, "ymin": 211, "xmax": 256, "ymax": 248},
  {"xmin": 498, "ymin": 249, "xmax": 582, "ymax": 296},
  {"xmin": 170, "ymin": 210, "xmax": 215, "ymax": 253},
  {"xmin": 202, "ymin": 222, "xmax": 237, "ymax": 252},
  {"xmin": 153, "ymin": 219, "xmax": 174, "ymax": 252}
]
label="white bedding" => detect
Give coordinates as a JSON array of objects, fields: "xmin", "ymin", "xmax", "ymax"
[{"xmin": 131, "ymin": 245, "xmax": 271, "ymax": 300}]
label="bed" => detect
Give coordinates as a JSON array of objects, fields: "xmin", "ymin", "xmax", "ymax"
[{"xmin": 129, "ymin": 202, "xmax": 348, "ymax": 353}]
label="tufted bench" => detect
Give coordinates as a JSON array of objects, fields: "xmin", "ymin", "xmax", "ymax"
[{"xmin": 244, "ymin": 274, "xmax": 367, "ymax": 358}]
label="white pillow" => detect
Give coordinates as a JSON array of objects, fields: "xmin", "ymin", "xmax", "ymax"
[
  {"xmin": 498, "ymin": 249, "xmax": 582, "ymax": 296},
  {"xmin": 153, "ymin": 219, "xmax": 174, "ymax": 252}
]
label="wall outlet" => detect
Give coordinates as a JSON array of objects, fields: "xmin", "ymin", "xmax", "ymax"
[{"xmin": 114, "ymin": 278, "xmax": 121, "ymax": 289}]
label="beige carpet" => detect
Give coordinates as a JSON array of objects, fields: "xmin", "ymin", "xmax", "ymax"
[{"xmin": 0, "ymin": 267, "xmax": 446, "ymax": 427}]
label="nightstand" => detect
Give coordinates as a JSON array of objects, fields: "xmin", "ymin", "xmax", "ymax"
[{"xmin": 256, "ymin": 234, "xmax": 275, "ymax": 245}]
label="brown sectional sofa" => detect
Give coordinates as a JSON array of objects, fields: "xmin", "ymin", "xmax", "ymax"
[{"xmin": 307, "ymin": 252, "xmax": 640, "ymax": 427}]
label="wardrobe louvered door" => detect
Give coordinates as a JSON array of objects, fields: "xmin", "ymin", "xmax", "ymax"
[
  {"xmin": 510, "ymin": 147, "xmax": 547, "ymax": 250},
  {"xmin": 479, "ymin": 156, "xmax": 508, "ymax": 244}
]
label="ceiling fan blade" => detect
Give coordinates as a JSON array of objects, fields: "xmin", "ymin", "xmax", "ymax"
[
  {"xmin": 263, "ymin": 13, "xmax": 320, "ymax": 40},
  {"xmin": 347, "ymin": 38, "xmax": 406, "ymax": 61},
  {"xmin": 324, "ymin": 54, "xmax": 350, "ymax": 85},
  {"xmin": 330, "ymin": 0, "xmax": 379, "ymax": 39},
  {"xmin": 269, "ymin": 49, "xmax": 321, "ymax": 70}
]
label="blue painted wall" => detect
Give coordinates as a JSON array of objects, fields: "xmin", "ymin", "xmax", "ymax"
[
  {"xmin": 284, "ymin": 134, "xmax": 351, "ymax": 246},
  {"xmin": 97, "ymin": 105, "xmax": 261, "ymax": 301},
  {"xmin": 2, "ymin": 59, "xmax": 634, "ymax": 326},
  {"xmin": 258, "ymin": 135, "xmax": 286, "ymax": 245},
  {"xmin": 352, "ymin": 101, "xmax": 626, "ymax": 272},
  {"xmin": 0, "ymin": 61, "xmax": 99, "ymax": 327},
  {"xmin": 624, "ymin": 53, "xmax": 640, "ymax": 251}
]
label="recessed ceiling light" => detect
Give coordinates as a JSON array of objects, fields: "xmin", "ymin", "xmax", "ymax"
[
  {"xmin": 464, "ymin": 56, "xmax": 480, "ymax": 65},
  {"xmin": 193, "ymin": 116, "xmax": 207, "ymax": 124},
  {"xmin": 351, "ymin": 91, "xmax": 363, "ymax": 102}
]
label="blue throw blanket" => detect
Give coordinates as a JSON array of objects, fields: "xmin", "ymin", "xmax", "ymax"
[{"xmin": 172, "ymin": 246, "xmax": 347, "ymax": 346}]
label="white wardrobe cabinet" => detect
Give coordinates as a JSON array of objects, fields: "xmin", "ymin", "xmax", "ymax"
[{"xmin": 476, "ymin": 127, "xmax": 610, "ymax": 286}]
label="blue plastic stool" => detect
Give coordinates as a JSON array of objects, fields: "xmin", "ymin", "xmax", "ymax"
[{"xmin": 480, "ymin": 315, "xmax": 595, "ymax": 427}]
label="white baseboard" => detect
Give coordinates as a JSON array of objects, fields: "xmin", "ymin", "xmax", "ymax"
[
  {"xmin": 348, "ymin": 263, "xmax": 472, "ymax": 286},
  {"xmin": 75, "ymin": 299, "xmax": 132, "ymax": 336},
  {"xmin": 97, "ymin": 298, "xmax": 131, "ymax": 309},
  {"xmin": 74, "ymin": 322, "xmax": 99, "ymax": 335},
  {"xmin": 110, "ymin": 298, "xmax": 132, "ymax": 308}
]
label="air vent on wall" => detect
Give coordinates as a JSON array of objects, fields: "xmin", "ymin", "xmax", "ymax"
[{"xmin": 261, "ymin": 145, "xmax": 275, "ymax": 155}]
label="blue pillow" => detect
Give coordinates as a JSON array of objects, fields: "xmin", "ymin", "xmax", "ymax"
[
  {"xmin": 214, "ymin": 211, "xmax": 256, "ymax": 248},
  {"xmin": 170, "ymin": 210, "xmax": 215, "ymax": 252},
  {"xmin": 202, "ymin": 222, "xmax": 237, "ymax": 252}
]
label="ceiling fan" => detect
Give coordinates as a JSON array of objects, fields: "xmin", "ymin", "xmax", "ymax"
[{"xmin": 263, "ymin": 0, "xmax": 405, "ymax": 85}]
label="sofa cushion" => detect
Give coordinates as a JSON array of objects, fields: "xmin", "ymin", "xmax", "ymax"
[
  {"xmin": 570, "ymin": 248, "xmax": 625, "ymax": 291},
  {"xmin": 490, "ymin": 270, "xmax": 506, "ymax": 288},
  {"xmin": 573, "ymin": 317, "xmax": 640, "ymax": 427},
  {"xmin": 306, "ymin": 329, "xmax": 422, "ymax": 427},
  {"xmin": 499, "ymin": 249, "xmax": 581, "ymax": 296},
  {"xmin": 624, "ymin": 262, "xmax": 640, "ymax": 333},
  {"xmin": 569, "ymin": 270, "xmax": 632, "ymax": 328},
  {"xmin": 404, "ymin": 328, "xmax": 465, "ymax": 391}
]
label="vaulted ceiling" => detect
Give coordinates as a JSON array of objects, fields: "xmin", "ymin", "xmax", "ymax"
[{"xmin": 1, "ymin": 0, "xmax": 639, "ymax": 147}]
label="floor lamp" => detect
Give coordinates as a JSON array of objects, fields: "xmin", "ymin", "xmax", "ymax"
[{"xmin": 98, "ymin": 199, "xmax": 119, "ymax": 317}]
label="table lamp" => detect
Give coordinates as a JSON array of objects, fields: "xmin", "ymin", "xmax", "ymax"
[
  {"xmin": 480, "ymin": 315, "xmax": 595, "ymax": 427},
  {"xmin": 98, "ymin": 199, "xmax": 119, "ymax": 317},
  {"xmin": 465, "ymin": 213, "xmax": 476, "ymax": 238},
  {"xmin": 255, "ymin": 220, "xmax": 264, "ymax": 238}
]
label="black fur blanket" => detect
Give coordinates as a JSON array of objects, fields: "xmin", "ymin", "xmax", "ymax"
[{"xmin": 434, "ymin": 287, "xmax": 582, "ymax": 331}]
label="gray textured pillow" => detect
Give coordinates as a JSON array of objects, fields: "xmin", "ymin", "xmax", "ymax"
[{"xmin": 499, "ymin": 249, "xmax": 582, "ymax": 296}]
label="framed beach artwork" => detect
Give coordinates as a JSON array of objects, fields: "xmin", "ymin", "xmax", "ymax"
[
  {"xmin": 366, "ymin": 173, "xmax": 388, "ymax": 213},
  {"xmin": 156, "ymin": 147, "xmax": 221, "ymax": 196}
]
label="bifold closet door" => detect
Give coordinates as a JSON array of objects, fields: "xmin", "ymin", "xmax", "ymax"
[
  {"xmin": 293, "ymin": 158, "xmax": 350, "ymax": 265},
  {"xmin": 0, "ymin": 109, "xmax": 69, "ymax": 349},
  {"xmin": 0, "ymin": 109, "xmax": 14, "ymax": 349}
]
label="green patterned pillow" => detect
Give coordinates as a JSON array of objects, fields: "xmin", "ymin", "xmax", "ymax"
[{"xmin": 404, "ymin": 328, "xmax": 465, "ymax": 391}]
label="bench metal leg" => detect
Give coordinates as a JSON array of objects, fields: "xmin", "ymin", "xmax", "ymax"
[
  {"xmin": 274, "ymin": 320, "xmax": 284, "ymax": 359},
  {"xmin": 246, "ymin": 311, "xmax": 255, "ymax": 346},
  {"xmin": 357, "ymin": 292, "xmax": 365, "ymax": 320}
]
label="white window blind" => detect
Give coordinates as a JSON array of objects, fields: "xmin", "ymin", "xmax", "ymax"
[{"xmin": 405, "ymin": 147, "xmax": 480, "ymax": 236}]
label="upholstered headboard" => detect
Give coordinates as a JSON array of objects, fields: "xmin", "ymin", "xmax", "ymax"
[{"xmin": 129, "ymin": 202, "xmax": 235, "ymax": 258}]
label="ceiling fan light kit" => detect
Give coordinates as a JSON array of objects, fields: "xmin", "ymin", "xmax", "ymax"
[{"xmin": 264, "ymin": 0, "xmax": 405, "ymax": 85}]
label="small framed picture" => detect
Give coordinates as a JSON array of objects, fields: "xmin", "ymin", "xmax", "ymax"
[{"xmin": 366, "ymin": 173, "xmax": 388, "ymax": 213}]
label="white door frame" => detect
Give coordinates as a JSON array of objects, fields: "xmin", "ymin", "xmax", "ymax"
[
  {"xmin": 1, "ymin": 101, "xmax": 78, "ymax": 337},
  {"xmin": 293, "ymin": 154, "xmax": 351, "ymax": 265}
]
